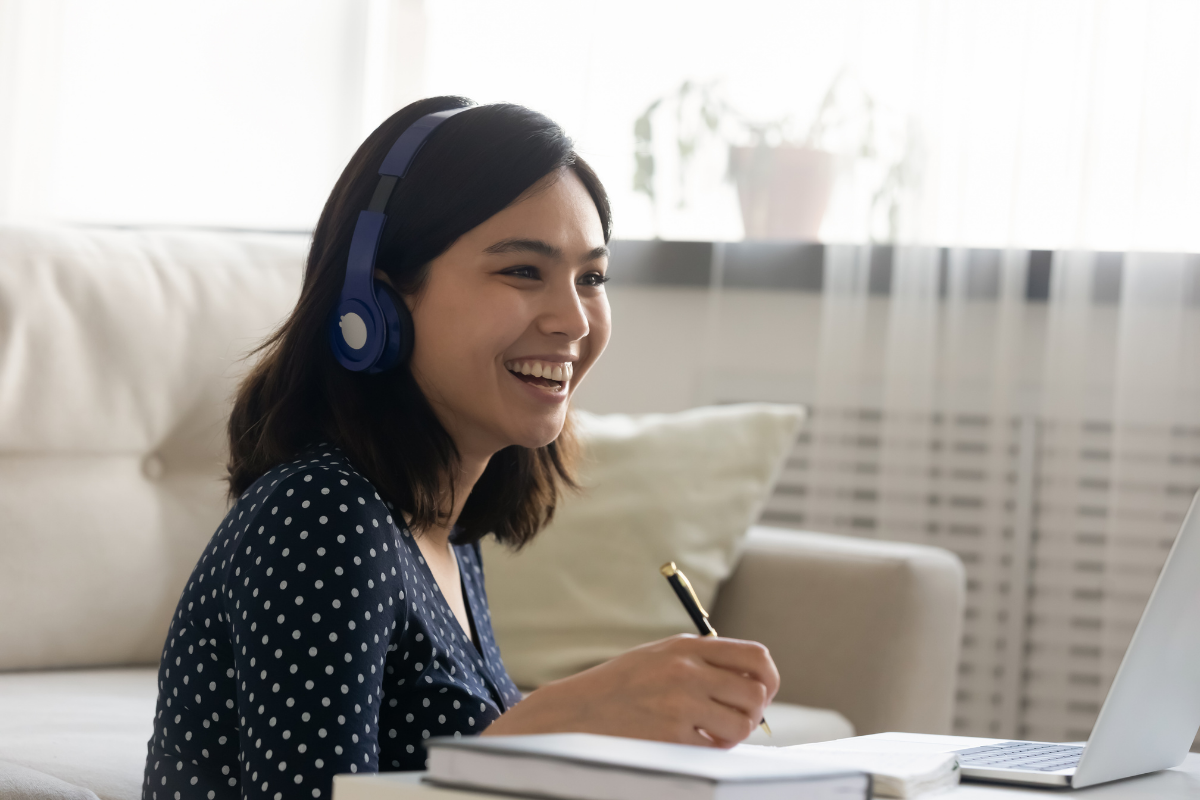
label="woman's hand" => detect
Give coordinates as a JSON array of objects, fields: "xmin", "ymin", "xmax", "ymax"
[{"xmin": 481, "ymin": 634, "xmax": 780, "ymax": 748}]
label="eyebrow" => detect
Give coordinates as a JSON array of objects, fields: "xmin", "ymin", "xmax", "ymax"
[{"xmin": 483, "ymin": 237, "xmax": 609, "ymax": 263}]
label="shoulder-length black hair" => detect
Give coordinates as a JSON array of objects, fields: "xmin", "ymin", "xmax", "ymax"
[{"xmin": 227, "ymin": 96, "xmax": 612, "ymax": 548}]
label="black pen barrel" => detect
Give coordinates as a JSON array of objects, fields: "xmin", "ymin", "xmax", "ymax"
[{"xmin": 667, "ymin": 574, "xmax": 716, "ymax": 636}]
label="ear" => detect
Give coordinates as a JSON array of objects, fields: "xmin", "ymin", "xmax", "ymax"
[
  {"xmin": 374, "ymin": 268, "xmax": 418, "ymax": 314},
  {"xmin": 373, "ymin": 281, "xmax": 415, "ymax": 369}
]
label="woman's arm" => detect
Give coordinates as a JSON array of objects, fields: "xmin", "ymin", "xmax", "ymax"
[
  {"xmin": 482, "ymin": 634, "xmax": 779, "ymax": 748},
  {"xmin": 226, "ymin": 469, "xmax": 405, "ymax": 797}
]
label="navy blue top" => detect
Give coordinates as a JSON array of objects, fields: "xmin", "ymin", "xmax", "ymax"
[{"xmin": 143, "ymin": 446, "xmax": 522, "ymax": 800}]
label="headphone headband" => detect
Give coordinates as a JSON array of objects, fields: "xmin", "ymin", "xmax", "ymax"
[
  {"xmin": 379, "ymin": 108, "xmax": 467, "ymax": 178},
  {"xmin": 329, "ymin": 105, "xmax": 472, "ymax": 373}
]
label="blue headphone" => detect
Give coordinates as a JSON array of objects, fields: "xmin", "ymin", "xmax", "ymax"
[{"xmin": 328, "ymin": 106, "xmax": 471, "ymax": 372}]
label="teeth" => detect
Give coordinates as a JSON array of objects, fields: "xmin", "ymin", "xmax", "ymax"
[{"xmin": 504, "ymin": 360, "xmax": 574, "ymax": 383}]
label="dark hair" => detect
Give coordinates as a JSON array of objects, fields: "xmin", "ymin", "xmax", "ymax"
[{"xmin": 226, "ymin": 96, "xmax": 612, "ymax": 548}]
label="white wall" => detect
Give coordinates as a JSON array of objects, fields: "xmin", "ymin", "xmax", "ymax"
[{"xmin": 574, "ymin": 284, "xmax": 1052, "ymax": 415}]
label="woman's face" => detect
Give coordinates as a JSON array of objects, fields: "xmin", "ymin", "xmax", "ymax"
[{"xmin": 405, "ymin": 167, "xmax": 610, "ymax": 459}]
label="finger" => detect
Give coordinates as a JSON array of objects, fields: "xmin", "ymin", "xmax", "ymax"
[
  {"xmin": 694, "ymin": 695, "xmax": 757, "ymax": 746},
  {"xmin": 681, "ymin": 725, "xmax": 724, "ymax": 748},
  {"xmin": 699, "ymin": 666, "xmax": 769, "ymax": 720},
  {"xmin": 683, "ymin": 636, "xmax": 780, "ymax": 696},
  {"xmin": 695, "ymin": 727, "xmax": 738, "ymax": 750}
]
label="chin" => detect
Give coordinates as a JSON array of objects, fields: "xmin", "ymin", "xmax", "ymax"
[{"xmin": 508, "ymin": 412, "xmax": 569, "ymax": 451}]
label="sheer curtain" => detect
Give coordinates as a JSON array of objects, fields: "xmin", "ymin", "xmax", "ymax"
[
  {"xmin": 4, "ymin": 0, "xmax": 1200, "ymax": 252},
  {"xmin": 735, "ymin": 247, "xmax": 1200, "ymax": 740},
  {"xmin": 0, "ymin": 0, "xmax": 425, "ymax": 229},
  {"xmin": 423, "ymin": 0, "xmax": 1200, "ymax": 251},
  {"xmin": 630, "ymin": 0, "xmax": 1200, "ymax": 741}
]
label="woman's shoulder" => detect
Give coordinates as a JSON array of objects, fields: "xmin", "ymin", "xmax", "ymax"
[
  {"xmin": 238, "ymin": 444, "xmax": 385, "ymax": 510},
  {"xmin": 221, "ymin": 444, "xmax": 415, "ymax": 604},
  {"xmin": 239, "ymin": 443, "xmax": 363, "ymax": 494},
  {"xmin": 229, "ymin": 443, "xmax": 405, "ymax": 548}
]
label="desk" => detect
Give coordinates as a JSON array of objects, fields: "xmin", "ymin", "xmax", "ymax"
[{"xmin": 333, "ymin": 753, "xmax": 1200, "ymax": 799}]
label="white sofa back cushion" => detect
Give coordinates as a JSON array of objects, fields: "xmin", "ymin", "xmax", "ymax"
[
  {"xmin": 482, "ymin": 404, "xmax": 805, "ymax": 688},
  {"xmin": 0, "ymin": 225, "xmax": 306, "ymax": 670}
]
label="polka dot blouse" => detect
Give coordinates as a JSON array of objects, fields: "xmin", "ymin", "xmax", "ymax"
[{"xmin": 143, "ymin": 446, "xmax": 523, "ymax": 800}]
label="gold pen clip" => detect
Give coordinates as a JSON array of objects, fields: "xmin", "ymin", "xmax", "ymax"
[{"xmin": 659, "ymin": 561, "xmax": 709, "ymax": 620}]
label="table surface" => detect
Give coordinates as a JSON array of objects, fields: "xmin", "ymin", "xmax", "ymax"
[{"xmin": 334, "ymin": 752, "xmax": 1200, "ymax": 799}]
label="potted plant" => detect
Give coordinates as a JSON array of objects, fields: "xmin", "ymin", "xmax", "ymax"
[{"xmin": 633, "ymin": 71, "xmax": 918, "ymax": 242}]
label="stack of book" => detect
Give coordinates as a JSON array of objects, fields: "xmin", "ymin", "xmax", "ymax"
[{"xmin": 333, "ymin": 733, "xmax": 960, "ymax": 800}]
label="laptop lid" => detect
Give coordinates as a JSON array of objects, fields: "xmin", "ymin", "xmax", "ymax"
[{"xmin": 1072, "ymin": 490, "xmax": 1200, "ymax": 788}]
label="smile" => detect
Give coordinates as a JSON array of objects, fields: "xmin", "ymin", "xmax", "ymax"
[{"xmin": 503, "ymin": 359, "xmax": 574, "ymax": 394}]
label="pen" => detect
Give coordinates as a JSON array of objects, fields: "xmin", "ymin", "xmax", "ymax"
[{"xmin": 660, "ymin": 561, "xmax": 772, "ymax": 737}]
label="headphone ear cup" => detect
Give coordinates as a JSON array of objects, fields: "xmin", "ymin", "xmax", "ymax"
[{"xmin": 369, "ymin": 282, "xmax": 414, "ymax": 373}]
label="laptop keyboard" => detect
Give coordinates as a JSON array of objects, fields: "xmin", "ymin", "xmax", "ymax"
[{"xmin": 956, "ymin": 742, "xmax": 1084, "ymax": 772}]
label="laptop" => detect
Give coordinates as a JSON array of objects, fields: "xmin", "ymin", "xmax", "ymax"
[{"xmin": 815, "ymin": 489, "xmax": 1200, "ymax": 789}]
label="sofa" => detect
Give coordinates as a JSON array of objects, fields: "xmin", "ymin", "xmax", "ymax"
[{"xmin": 0, "ymin": 224, "xmax": 966, "ymax": 800}]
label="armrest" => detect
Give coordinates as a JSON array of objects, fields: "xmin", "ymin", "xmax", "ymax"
[{"xmin": 709, "ymin": 525, "xmax": 965, "ymax": 736}]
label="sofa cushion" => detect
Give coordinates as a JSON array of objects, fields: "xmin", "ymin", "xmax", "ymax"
[
  {"xmin": 742, "ymin": 703, "xmax": 854, "ymax": 747},
  {"xmin": 0, "ymin": 761, "xmax": 100, "ymax": 800},
  {"xmin": 481, "ymin": 404, "xmax": 805, "ymax": 688},
  {"xmin": 0, "ymin": 225, "xmax": 306, "ymax": 670},
  {"xmin": 0, "ymin": 667, "xmax": 848, "ymax": 800},
  {"xmin": 0, "ymin": 668, "xmax": 157, "ymax": 800}
]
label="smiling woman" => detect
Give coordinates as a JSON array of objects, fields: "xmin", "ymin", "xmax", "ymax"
[
  {"xmin": 142, "ymin": 97, "xmax": 779, "ymax": 800},
  {"xmin": 225, "ymin": 98, "xmax": 612, "ymax": 550}
]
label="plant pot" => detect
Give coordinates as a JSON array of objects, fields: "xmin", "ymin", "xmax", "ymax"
[{"xmin": 729, "ymin": 145, "xmax": 835, "ymax": 240}]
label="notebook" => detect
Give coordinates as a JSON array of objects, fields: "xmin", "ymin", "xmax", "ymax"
[
  {"xmin": 422, "ymin": 733, "xmax": 871, "ymax": 800},
  {"xmin": 738, "ymin": 743, "xmax": 960, "ymax": 798}
]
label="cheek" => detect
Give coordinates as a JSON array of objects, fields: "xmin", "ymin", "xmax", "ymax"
[
  {"xmin": 578, "ymin": 297, "xmax": 612, "ymax": 374},
  {"xmin": 411, "ymin": 292, "xmax": 526, "ymax": 374},
  {"xmin": 592, "ymin": 298, "xmax": 612, "ymax": 350}
]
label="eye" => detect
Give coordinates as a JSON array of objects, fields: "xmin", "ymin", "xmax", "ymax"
[
  {"xmin": 502, "ymin": 266, "xmax": 540, "ymax": 280},
  {"xmin": 578, "ymin": 272, "xmax": 609, "ymax": 287}
]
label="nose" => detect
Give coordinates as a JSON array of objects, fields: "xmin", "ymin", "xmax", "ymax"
[{"xmin": 537, "ymin": 276, "xmax": 590, "ymax": 341}]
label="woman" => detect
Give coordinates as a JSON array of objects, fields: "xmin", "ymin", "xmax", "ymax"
[{"xmin": 143, "ymin": 97, "xmax": 779, "ymax": 800}]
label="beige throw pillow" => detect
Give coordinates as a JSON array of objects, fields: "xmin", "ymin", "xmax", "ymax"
[{"xmin": 481, "ymin": 403, "xmax": 806, "ymax": 689}]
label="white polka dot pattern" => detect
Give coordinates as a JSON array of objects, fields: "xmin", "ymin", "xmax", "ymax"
[{"xmin": 141, "ymin": 446, "xmax": 523, "ymax": 799}]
